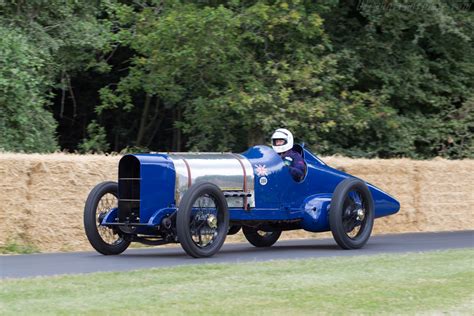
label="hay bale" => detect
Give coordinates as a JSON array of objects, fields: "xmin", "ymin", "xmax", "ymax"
[{"xmin": 0, "ymin": 153, "xmax": 120, "ymax": 252}]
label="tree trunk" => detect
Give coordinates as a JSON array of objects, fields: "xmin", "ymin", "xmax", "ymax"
[
  {"xmin": 171, "ymin": 107, "xmax": 183, "ymax": 151},
  {"xmin": 176, "ymin": 107, "xmax": 182, "ymax": 151},
  {"xmin": 146, "ymin": 98, "xmax": 164, "ymax": 148},
  {"xmin": 114, "ymin": 128, "xmax": 119, "ymax": 152},
  {"xmin": 136, "ymin": 94, "xmax": 152, "ymax": 146},
  {"xmin": 248, "ymin": 128, "xmax": 265, "ymax": 147}
]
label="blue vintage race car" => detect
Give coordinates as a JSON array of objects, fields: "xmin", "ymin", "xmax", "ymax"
[{"xmin": 84, "ymin": 145, "xmax": 400, "ymax": 258}]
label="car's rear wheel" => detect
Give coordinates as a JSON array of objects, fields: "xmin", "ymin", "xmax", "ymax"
[
  {"xmin": 242, "ymin": 226, "xmax": 282, "ymax": 247},
  {"xmin": 329, "ymin": 178, "xmax": 374, "ymax": 249},
  {"xmin": 177, "ymin": 182, "xmax": 229, "ymax": 258},
  {"xmin": 227, "ymin": 225, "xmax": 241, "ymax": 235},
  {"xmin": 84, "ymin": 181, "xmax": 131, "ymax": 255}
]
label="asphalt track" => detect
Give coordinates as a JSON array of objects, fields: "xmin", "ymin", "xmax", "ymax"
[{"xmin": 1, "ymin": 231, "xmax": 472, "ymax": 279}]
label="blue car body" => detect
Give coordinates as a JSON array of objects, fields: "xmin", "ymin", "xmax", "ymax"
[{"xmin": 102, "ymin": 145, "xmax": 400, "ymax": 236}]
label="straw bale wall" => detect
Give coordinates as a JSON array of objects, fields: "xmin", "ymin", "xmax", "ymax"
[{"xmin": 0, "ymin": 153, "xmax": 472, "ymax": 252}]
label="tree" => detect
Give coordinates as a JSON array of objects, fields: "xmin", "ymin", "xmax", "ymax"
[
  {"xmin": 321, "ymin": 0, "xmax": 474, "ymax": 157},
  {"xmin": 99, "ymin": 1, "xmax": 248, "ymax": 150},
  {"xmin": 0, "ymin": 0, "xmax": 114, "ymax": 152},
  {"xmin": 1, "ymin": 0, "xmax": 471, "ymax": 158},
  {"xmin": 0, "ymin": 25, "xmax": 58, "ymax": 152}
]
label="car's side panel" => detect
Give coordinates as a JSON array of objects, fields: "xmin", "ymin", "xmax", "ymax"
[
  {"xmin": 300, "ymin": 193, "xmax": 332, "ymax": 232},
  {"xmin": 284, "ymin": 163, "xmax": 349, "ymax": 209},
  {"xmin": 241, "ymin": 145, "xmax": 348, "ymax": 210},
  {"xmin": 133, "ymin": 154, "xmax": 176, "ymax": 224},
  {"xmin": 241, "ymin": 146, "xmax": 286, "ymax": 209}
]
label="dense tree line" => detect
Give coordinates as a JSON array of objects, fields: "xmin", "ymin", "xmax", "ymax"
[{"xmin": 0, "ymin": 0, "xmax": 472, "ymax": 158}]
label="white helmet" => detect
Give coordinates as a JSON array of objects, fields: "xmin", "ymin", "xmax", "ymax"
[{"xmin": 271, "ymin": 128, "xmax": 293, "ymax": 153}]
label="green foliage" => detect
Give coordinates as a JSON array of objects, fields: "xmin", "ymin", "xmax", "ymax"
[
  {"xmin": 323, "ymin": 0, "xmax": 474, "ymax": 157},
  {"xmin": 0, "ymin": 0, "xmax": 472, "ymax": 158},
  {"xmin": 408, "ymin": 98, "xmax": 474, "ymax": 159},
  {"xmin": 0, "ymin": 0, "xmax": 113, "ymax": 153},
  {"xmin": 98, "ymin": 2, "xmax": 248, "ymax": 148},
  {"xmin": 1, "ymin": 0, "xmax": 113, "ymax": 75},
  {"xmin": 78, "ymin": 120, "xmax": 110, "ymax": 153},
  {"xmin": 0, "ymin": 25, "xmax": 58, "ymax": 152},
  {"xmin": 180, "ymin": 1, "xmax": 336, "ymax": 151},
  {"xmin": 97, "ymin": 0, "xmax": 473, "ymax": 158}
]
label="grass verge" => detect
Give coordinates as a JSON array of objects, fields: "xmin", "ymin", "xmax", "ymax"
[
  {"xmin": 1, "ymin": 249, "xmax": 473, "ymax": 315},
  {"xmin": 0, "ymin": 241, "xmax": 39, "ymax": 254}
]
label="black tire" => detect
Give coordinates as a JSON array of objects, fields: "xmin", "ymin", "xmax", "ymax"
[
  {"xmin": 84, "ymin": 181, "xmax": 131, "ymax": 255},
  {"xmin": 227, "ymin": 225, "xmax": 241, "ymax": 235},
  {"xmin": 329, "ymin": 178, "xmax": 374, "ymax": 249},
  {"xmin": 242, "ymin": 226, "xmax": 282, "ymax": 247},
  {"xmin": 177, "ymin": 182, "xmax": 229, "ymax": 258}
]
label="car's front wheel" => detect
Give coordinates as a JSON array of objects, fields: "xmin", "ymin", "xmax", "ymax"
[
  {"xmin": 84, "ymin": 181, "xmax": 131, "ymax": 255},
  {"xmin": 329, "ymin": 178, "xmax": 374, "ymax": 249},
  {"xmin": 177, "ymin": 182, "xmax": 229, "ymax": 258}
]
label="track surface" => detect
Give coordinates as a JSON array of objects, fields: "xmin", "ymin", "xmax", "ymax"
[{"xmin": 1, "ymin": 231, "xmax": 473, "ymax": 279}]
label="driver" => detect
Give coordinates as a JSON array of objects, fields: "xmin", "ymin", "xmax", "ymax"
[{"xmin": 271, "ymin": 128, "xmax": 305, "ymax": 182}]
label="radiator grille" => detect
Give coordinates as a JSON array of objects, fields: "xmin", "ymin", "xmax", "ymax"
[{"xmin": 118, "ymin": 155, "xmax": 141, "ymax": 222}]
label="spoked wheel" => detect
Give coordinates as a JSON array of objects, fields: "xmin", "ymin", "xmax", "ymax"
[
  {"xmin": 242, "ymin": 226, "xmax": 282, "ymax": 247},
  {"xmin": 177, "ymin": 182, "xmax": 229, "ymax": 258},
  {"xmin": 84, "ymin": 181, "xmax": 131, "ymax": 255},
  {"xmin": 330, "ymin": 178, "xmax": 374, "ymax": 249}
]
